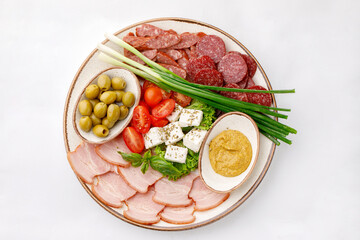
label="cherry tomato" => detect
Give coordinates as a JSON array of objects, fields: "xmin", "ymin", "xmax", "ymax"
[
  {"xmin": 144, "ymin": 87, "xmax": 163, "ymax": 107},
  {"xmin": 143, "ymin": 80, "xmax": 172, "ymax": 100},
  {"xmin": 122, "ymin": 127, "xmax": 144, "ymax": 153},
  {"xmin": 152, "ymin": 99, "xmax": 175, "ymax": 119},
  {"xmin": 131, "ymin": 106, "xmax": 151, "ymax": 134},
  {"xmin": 138, "ymin": 100, "xmax": 150, "ymax": 112},
  {"xmin": 150, "ymin": 115, "xmax": 169, "ymax": 127},
  {"xmin": 171, "ymin": 91, "xmax": 192, "ymax": 107}
]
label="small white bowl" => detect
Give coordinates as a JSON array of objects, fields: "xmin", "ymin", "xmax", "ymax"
[
  {"xmin": 199, "ymin": 112, "xmax": 260, "ymax": 193},
  {"xmin": 73, "ymin": 67, "xmax": 141, "ymax": 144}
]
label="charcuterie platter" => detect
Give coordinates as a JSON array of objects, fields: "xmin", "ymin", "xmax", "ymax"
[{"xmin": 63, "ymin": 17, "xmax": 295, "ymax": 230}]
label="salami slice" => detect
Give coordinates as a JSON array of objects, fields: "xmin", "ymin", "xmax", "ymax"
[
  {"xmin": 156, "ymin": 51, "xmax": 180, "ymax": 66},
  {"xmin": 237, "ymin": 76, "xmax": 248, "ymax": 89},
  {"xmin": 218, "ymin": 52, "xmax": 248, "ymax": 84},
  {"xmin": 178, "ymin": 49, "xmax": 189, "ymax": 60},
  {"xmin": 135, "ymin": 24, "xmax": 165, "ymax": 37},
  {"xmin": 245, "ymin": 77, "xmax": 255, "ymax": 89},
  {"xmin": 123, "ymin": 35, "xmax": 154, "ymax": 50},
  {"xmin": 160, "ymin": 49, "xmax": 183, "ymax": 61},
  {"xmin": 124, "ymin": 49, "xmax": 145, "ymax": 65},
  {"xmin": 196, "ymin": 32, "xmax": 207, "ymax": 38},
  {"xmin": 144, "ymin": 33, "xmax": 181, "ymax": 49},
  {"xmin": 142, "ymin": 49, "xmax": 158, "ymax": 60},
  {"xmin": 170, "ymin": 32, "xmax": 200, "ymax": 49},
  {"xmin": 177, "ymin": 57, "xmax": 189, "ymax": 71},
  {"xmin": 124, "ymin": 49, "xmax": 157, "ymax": 65},
  {"xmin": 196, "ymin": 35, "xmax": 226, "ymax": 63},
  {"xmin": 220, "ymin": 83, "xmax": 249, "ymax": 102},
  {"xmin": 186, "ymin": 56, "xmax": 216, "ymax": 80},
  {"xmin": 241, "ymin": 54, "xmax": 257, "ymax": 77},
  {"xmin": 165, "ymin": 29, "xmax": 178, "ymax": 35},
  {"xmin": 159, "ymin": 63, "xmax": 187, "ymax": 79},
  {"xmin": 246, "ymin": 85, "xmax": 272, "ymax": 106},
  {"xmin": 229, "ymin": 51, "xmax": 258, "ymax": 78},
  {"xmin": 193, "ymin": 68, "xmax": 223, "ymax": 87}
]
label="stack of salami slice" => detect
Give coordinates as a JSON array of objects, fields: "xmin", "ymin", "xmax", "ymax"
[{"xmin": 122, "ymin": 24, "xmax": 272, "ymax": 107}]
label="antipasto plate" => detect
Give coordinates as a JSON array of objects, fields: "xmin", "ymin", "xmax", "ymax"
[{"xmin": 63, "ymin": 17, "xmax": 278, "ymax": 231}]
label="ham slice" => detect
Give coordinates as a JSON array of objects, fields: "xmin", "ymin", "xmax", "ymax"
[
  {"xmin": 189, "ymin": 177, "xmax": 230, "ymax": 211},
  {"xmin": 95, "ymin": 134, "xmax": 131, "ymax": 167},
  {"xmin": 118, "ymin": 165, "xmax": 162, "ymax": 193},
  {"xmin": 124, "ymin": 188, "xmax": 165, "ymax": 225},
  {"xmin": 67, "ymin": 142, "xmax": 112, "ymax": 184},
  {"xmin": 153, "ymin": 171, "xmax": 198, "ymax": 207},
  {"xmin": 92, "ymin": 172, "xmax": 136, "ymax": 208},
  {"xmin": 160, "ymin": 204, "xmax": 196, "ymax": 224}
]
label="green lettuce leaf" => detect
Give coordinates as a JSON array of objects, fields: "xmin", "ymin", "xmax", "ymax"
[{"xmin": 186, "ymin": 99, "xmax": 216, "ymax": 130}]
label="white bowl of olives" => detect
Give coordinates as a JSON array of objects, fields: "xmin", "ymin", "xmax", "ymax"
[{"xmin": 73, "ymin": 67, "xmax": 141, "ymax": 144}]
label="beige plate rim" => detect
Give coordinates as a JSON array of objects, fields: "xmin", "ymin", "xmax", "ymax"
[{"xmin": 63, "ymin": 17, "xmax": 277, "ymax": 231}]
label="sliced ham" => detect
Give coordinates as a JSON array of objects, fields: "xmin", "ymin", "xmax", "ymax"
[
  {"xmin": 92, "ymin": 172, "xmax": 136, "ymax": 208},
  {"xmin": 124, "ymin": 188, "xmax": 165, "ymax": 225},
  {"xmin": 160, "ymin": 204, "xmax": 196, "ymax": 224},
  {"xmin": 118, "ymin": 165, "xmax": 162, "ymax": 193},
  {"xmin": 67, "ymin": 142, "xmax": 112, "ymax": 184},
  {"xmin": 153, "ymin": 171, "xmax": 198, "ymax": 207},
  {"xmin": 95, "ymin": 134, "xmax": 131, "ymax": 167},
  {"xmin": 189, "ymin": 177, "xmax": 230, "ymax": 211}
]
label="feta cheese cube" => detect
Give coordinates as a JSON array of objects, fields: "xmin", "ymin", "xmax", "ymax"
[
  {"xmin": 164, "ymin": 145, "xmax": 188, "ymax": 163},
  {"xmin": 143, "ymin": 127, "xmax": 165, "ymax": 149},
  {"xmin": 183, "ymin": 128, "xmax": 208, "ymax": 153},
  {"xmin": 166, "ymin": 103, "xmax": 183, "ymax": 122},
  {"xmin": 178, "ymin": 109, "xmax": 203, "ymax": 127},
  {"xmin": 163, "ymin": 122, "xmax": 184, "ymax": 145}
]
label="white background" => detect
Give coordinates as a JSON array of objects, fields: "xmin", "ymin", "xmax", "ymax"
[{"xmin": 0, "ymin": 0, "xmax": 359, "ymax": 239}]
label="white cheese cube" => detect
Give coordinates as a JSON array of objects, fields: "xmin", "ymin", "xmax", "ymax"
[
  {"xmin": 163, "ymin": 122, "xmax": 184, "ymax": 145},
  {"xmin": 183, "ymin": 128, "xmax": 208, "ymax": 153},
  {"xmin": 166, "ymin": 103, "xmax": 183, "ymax": 122},
  {"xmin": 178, "ymin": 109, "xmax": 203, "ymax": 127},
  {"xmin": 164, "ymin": 145, "xmax": 188, "ymax": 163},
  {"xmin": 143, "ymin": 127, "xmax": 165, "ymax": 149}
]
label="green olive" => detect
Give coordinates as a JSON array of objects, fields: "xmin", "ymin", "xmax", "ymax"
[
  {"xmin": 102, "ymin": 117, "xmax": 116, "ymax": 129},
  {"xmin": 85, "ymin": 84, "xmax": 100, "ymax": 99},
  {"xmin": 78, "ymin": 100, "xmax": 92, "ymax": 116},
  {"xmin": 100, "ymin": 91, "xmax": 116, "ymax": 104},
  {"xmin": 114, "ymin": 90, "xmax": 125, "ymax": 102},
  {"xmin": 112, "ymin": 77, "xmax": 127, "ymax": 90},
  {"xmin": 97, "ymin": 74, "xmax": 111, "ymax": 91},
  {"xmin": 89, "ymin": 113, "xmax": 101, "ymax": 126},
  {"xmin": 119, "ymin": 105, "xmax": 129, "ymax": 120},
  {"xmin": 107, "ymin": 104, "xmax": 120, "ymax": 122},
  {"xmin": 79, "ymin": 116, "xmax": 92, "ymax": 132},
  {"xmin": 93, "ymin": 102, "xmax": 107, "ymax": 118},
  {"xmin": 93, "ymin": 124, "xmax": 109, "ymax": 137},
  {"xmin": 122, "ymin": 92, "xmax": 135, "ymax": 107},
  {"xmin": 89, "ymin": 99, "xmax": 99, "ymax": 109}
]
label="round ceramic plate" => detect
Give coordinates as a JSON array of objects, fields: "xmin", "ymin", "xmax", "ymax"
[{"xmin": 63, "ymin": 17, "xmax": 276, "ymax": 231}]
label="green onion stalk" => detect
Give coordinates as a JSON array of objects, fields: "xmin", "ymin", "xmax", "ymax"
[{"xmin": 96, "ymin": 33, "xmax": 297, "ymax": 145}]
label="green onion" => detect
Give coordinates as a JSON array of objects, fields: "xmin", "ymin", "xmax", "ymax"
[{"xmin": 97, "ymin": 34, "xmax": 297, "ymax": 145}]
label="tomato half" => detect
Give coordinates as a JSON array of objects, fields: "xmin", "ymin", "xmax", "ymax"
[
  {"xmin": 138, "ymin": 100, "xmax": 150, "ymax": 112},
  {"xmin": 150, "ymin": 115, "xmax": 169, "ymax": 127},
  {"xmin": 143, "ymin": 80, "xmax": 172, "ymax": 100},
  {"xmin": 131, "ymin": 106, "xmax": 151, "ymax": 134},
  {"xmin": 144, "ymin": 87, "xmax": 163, "ymax": 107},
  {"xmin": 152, "ymin": 99, "xmax": 176, "ymax": 119},
  {"xmin": 122, "ymin": 127, "xmax": 144, "ymax": 153},
  {"xmin": 171, "ymin": 91, "xmax": 192, "ymax": 107}
]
